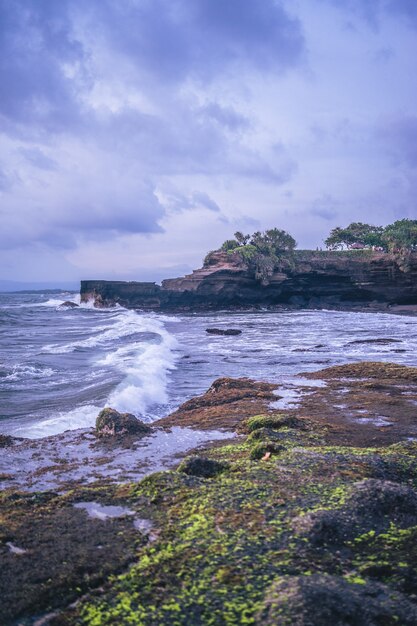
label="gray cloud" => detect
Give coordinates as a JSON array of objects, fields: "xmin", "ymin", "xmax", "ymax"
[
  {"xmin": 87, "ymin": 0, "xmax": 304, "ymax": 83},
  {"xmin": 318, "ymin": 0, "xmax": 417, "ymax": 29},
  {"xmin": 377, "ymin": 115, "xmax": 417, "ymax": 167},
  {"xmin": 18, "ymin": 147, "xmax": 57, "ymax": 171}
]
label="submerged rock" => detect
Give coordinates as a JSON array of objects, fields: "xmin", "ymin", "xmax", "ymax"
[
  {"xmin": 95, "ymin": 408, "xmax": 152, "ymax": 438},
  {"xmin": 177, "ymin": 456, "xmax": 229, "ymax": 478},
  {"xmin": 206, "ymin": 328, "xmax": 242, "ymax": 335},
  {"xmin": 59, "ymin": 300, "xmax": 79, "ymax": 308},
  {"xmin": 257, "ymin": 575, "xmax": 417, "ymax": 626}
]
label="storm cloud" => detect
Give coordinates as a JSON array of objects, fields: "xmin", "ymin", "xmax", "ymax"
[{"xmin": 0, "ymin": 0, "xmax": 416, "ymax": 282}]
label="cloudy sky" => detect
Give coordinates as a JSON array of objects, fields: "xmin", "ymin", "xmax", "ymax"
[{"xmin": 1, "ymin": 0, "xmax": 416, "ymax": 284}]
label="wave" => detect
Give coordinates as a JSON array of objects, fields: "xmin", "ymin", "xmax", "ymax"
[
  {"xmin": 41, "ymin": 309, "xmax": 159, "ymax": 354},
  {"xmin": 3, "ymin": 364, "xmax": 56, "ymax": 382},
  {"xmin": 104, "ymin": 328, "xmax": 178, "ymax": 416},
  {"xmin": 13, "ymin": 404, "xmax": 102, "ymax": 439},
  {"xmin": 13, "ymin": 312, "xmax": 179, "ymax": 438}
]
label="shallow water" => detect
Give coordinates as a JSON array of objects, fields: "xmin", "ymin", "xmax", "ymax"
[{"xmin": 1, "ymin": 291, "xmax": 416, "ymax": 438}]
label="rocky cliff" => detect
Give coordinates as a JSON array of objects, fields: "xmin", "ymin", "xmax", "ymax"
[{"xmin": 80, "ymin": 250, "xmax": 417, "ymax": 310}]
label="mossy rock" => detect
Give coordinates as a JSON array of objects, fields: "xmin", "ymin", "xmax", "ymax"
[
  {"xmin": 256, "ymin": 574, "xmax": 417, "ymax": 625},
  {"xmin": 95, "ymin": 407, "xmax": 152, "ymax": 438},
  {"xmin": 177, "ymin": 456, "xmax": 229, "ymax": 478},
  {"xmin": 294, "ymin": 480, "xmax": 417, "ymax": 546},
  {"xmin": 250, "ymin": 442, "xmax": 285, "ymax": 460},
  {"xmin": 246, "ymin": 414, "xmax": 302, "ymax": 433}
]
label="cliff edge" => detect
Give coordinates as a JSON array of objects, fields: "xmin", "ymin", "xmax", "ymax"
[{"xmin": 80, "ymin": 250, "xmax": 417, "ymax": 310}]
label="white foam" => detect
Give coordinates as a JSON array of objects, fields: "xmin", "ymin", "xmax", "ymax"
[
  {"xmin": 13, "ymin": 404, "xmax": 101, "ymax": 438},
  {"xmin": 41, "ymin": 309, "xmax": 158, "ymax": 354},
  {"xmin": 4, "ymin": 364, "xmax": 56, "ymax": 382},
  {"xmin": 15, "ymin": 312, "xmax": 179, "ymax": 437},
  {"xmin": 104, "ymin": 321, "xmax": 179, "ymax": 415}
]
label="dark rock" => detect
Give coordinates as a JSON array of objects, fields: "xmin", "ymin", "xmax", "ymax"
[
  {"xmin": 177, "ymin": 456, "xmax": 229, "ymax": 478},
  {"xmin": 59, "ymin": 300, "xmax": 79, "ymax": 308},
  {"xmin": 95, "ymin": 407, "xmax": 152, "ymax": 438},
  {"xmin": 206, "ymin": 328, "xmax": 242, "ymax": 335},
  {"xmin": 293, "ymin": 509, "xmax": 356, "ymax": 546},
  {"xmin": 349, "ymin": 478, "xmax": 417, "ymax": 518},
  {"xmin": 256, "ymin": 575, "xmax": 417, "ymax": 626},
  {"xmin": 348, "ymin": 338, "xmax": 401, "ymax": 345},
  {"xmin": 0, "ymin": 434, "xmax": 15, "ymax": 448},
  {"xmin": 294, "ymin": 480, "xmax": 417, "ymax": 546},
  {"xmin": 80, "ymin": 251, "xmax": 417, "ymax": 310},
  {"xmin": 246, "ymin": 414, "xmax": 304, "ymax": 433}
]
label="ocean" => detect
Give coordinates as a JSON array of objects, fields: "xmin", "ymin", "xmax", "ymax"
[{"xmin": 1, "ymin": 291, "xmax": 417, "ymax": 439}]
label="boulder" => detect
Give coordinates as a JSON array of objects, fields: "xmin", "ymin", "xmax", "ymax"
[
  {"xmin": 0, "ymin": 434, "xmax": 15, "ymax": 448},
  {"xmin": 59, "ymin": 301, "xmax": 79, "ymax": 308},
  {"xmin": 177, "ymin": 456, "xmax": 229, "ymax": 478},
  {"xmin": 256, "ymin": 575, "xmax": 417, "ymax": 626},
  {"xmin": 95, "ymin": 408, "xmax": 152, "ymax": 438}
]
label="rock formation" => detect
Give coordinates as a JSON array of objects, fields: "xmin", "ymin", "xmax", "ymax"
[{"xmin": 80, "ymin": 250, "xmax": 417, "ymax": 310}]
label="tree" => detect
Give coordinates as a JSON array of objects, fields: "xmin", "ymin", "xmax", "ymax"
[
  {"xmin": 325, "ymin": 223, "xmax": 385, "ymax": 250},
  {"xmin": 218, "ymin": 227, "xmax": 296, "ymax": 285},
  {"xmin": 221, "ymin": 239, "xmax": 240, "ymax": 252},
  {"xmin": 234, "ymin": 231, "xmax": 251, "ymax": 246},
  {"xmin": 382, "ymin": 219, "xmax": 417, "ymax": 252}
]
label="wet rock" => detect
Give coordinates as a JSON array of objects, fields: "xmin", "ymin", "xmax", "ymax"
[
  {"xmin": 158, "ymin": 377, "xmax": 277, "ymax": 431},
  {"xmin": 206, "ymin": 328, "xmax": 242, "ymax": 336},
  {"xmin": 256, "ymin": 575, "xmax": 417, "ymax": 626},
  {"xmin": 348, "ymin": 338, "xmax": 401, "ymax": 345},
  {"xmin": 95, "ymin": 408, "xmax": 152, "ymax": 438},
  {"xmin": 246, "ymin": 414, "xmax": 304, "ymax": 433},
  {"xmin": 293, "ymin": 509, "xmax": 355, "ymax": 546},
  {"xmin": 0, "ymin": 434, "xmax": 16, "ymax": 448},
  {"xmin": 250, "ymin": 442, "xmax": 285, "ymax": 460},
  {"xmin": 349, "ymin": 479, "xmax": 417, "ymax": 518},
  {"xmin": 59, "ymin": 300, "xmax": 79, "ymax": 308},
  {"xmin": 294, "ymin": 480, "xmax": 417, "ymax": 546},
  {"xmin": 177, "ymin": 456, "xmax": 229, "ymax": 478}
]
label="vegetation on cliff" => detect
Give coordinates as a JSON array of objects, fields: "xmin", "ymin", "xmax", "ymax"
[
  {"xmin": 204, "ymin": 219, "xmax": 417, "ymax": 284},
  {"xmin": 325, "ymin": 219, "xmax": 417, "ymax": 270},
  {"xmin": 207, "ymin": 228, "xmax": 297, "ymax": 285}
]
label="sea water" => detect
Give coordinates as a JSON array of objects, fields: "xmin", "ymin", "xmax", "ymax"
[{"xmin": 1, "ymin": 291, "xmax": 416, "ymax": 439}]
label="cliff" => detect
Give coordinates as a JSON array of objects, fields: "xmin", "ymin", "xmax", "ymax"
[{"xmin": 80, "ymin": 250, "xmax": 417, "ymax": 310}]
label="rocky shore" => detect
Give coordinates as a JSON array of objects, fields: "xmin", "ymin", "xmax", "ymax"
[
  {"xmin": 80, "ymin": 250, "xmax": 417, "ymax": 312},
  {"xmin": 1, "ymin": 361, "xmax": 417, "ymax": 624}
]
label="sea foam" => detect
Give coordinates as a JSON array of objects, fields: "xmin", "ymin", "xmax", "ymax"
[{"xmin": 16, "ymin": 310, "xmax": 179, "ymax": 438}]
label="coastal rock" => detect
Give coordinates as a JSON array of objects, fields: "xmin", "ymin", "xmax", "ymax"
[
  {"xmin": 347, "ymin": 338, "xmax": 401, "ymax": 345},
  {"xmin": 294, "ymin": 479, "xmax": 417, "ymax": 546},
  {"xmin": 0, "ymin": 434, "xmax": 16, "ymax": 448},
  {"xmin": 158, "ymin": 377, "xmax": 278, "ymax": 431},
  {"xmin": 95, "ymin": 408, "xmax": 152, "ymax": 438},
  {"xmin": 206, "ymin": 328, "xmax": 242, "ymax": 336},
  {"xmin": 257, "ymin": 575, "xmax": 417, "ymax": 626},
  {"xmin": 80, "ymin": 250, "xmax": 417, "ymax": 310},
  {"xmin": 59, "ymin": 300, "xmax": 79, "ymax": 308},
  {"xmin": 177, "ymin": 456, "xmax": 229, "ymax": 478}
]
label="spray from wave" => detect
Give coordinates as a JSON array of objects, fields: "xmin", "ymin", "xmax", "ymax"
[{"xmin": 11, "ymin": 309, "xmax": 179, "ymax": 438}]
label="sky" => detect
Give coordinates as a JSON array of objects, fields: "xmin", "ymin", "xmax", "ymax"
[{"xmin": 1, "ymin": 0, "xmax": 416, "ymax": 284}]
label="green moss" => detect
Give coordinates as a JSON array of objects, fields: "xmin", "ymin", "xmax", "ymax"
[
  {"xmin": 245, "ymin": 414, "xmax": 301, "ymax": 433},
  {"xmin": 249, "ymin": 442, "xmax": 285, "ymax": 460}
]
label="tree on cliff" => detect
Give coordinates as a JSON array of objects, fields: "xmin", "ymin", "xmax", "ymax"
[
  {"xmin": 220, "ymin": 228, "xmax": 296, "ymax": 285},
  {"xmin": 383, "ymin": 219, "xmax": 417, "ymax": 252},
  {"xmin": 325, "ymin": 223, "xmax": 385, "ymax": 250}
]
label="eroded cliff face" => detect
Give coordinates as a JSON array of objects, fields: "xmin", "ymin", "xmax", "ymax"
[{"xmin": 80, "ymin": 250, "xmax": 417, "ymax": 310}]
